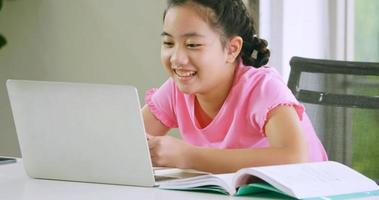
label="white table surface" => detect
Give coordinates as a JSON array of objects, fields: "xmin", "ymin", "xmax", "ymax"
[{"xmin": 0, "ymin": 160, "xmax": 276, "ymax": 200}]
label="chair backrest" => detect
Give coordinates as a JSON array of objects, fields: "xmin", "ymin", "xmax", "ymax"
[
  {"xmin": 288, "ymin": 56, "xmax": 379, "ymax": 182},
  {"xmin": 288, "ymin": 56, "xmax": 379, "ymax": 109}
]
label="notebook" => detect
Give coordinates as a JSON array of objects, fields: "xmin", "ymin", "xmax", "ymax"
[{"xmin": 6, "ymin": 79, "xmax": 205, "ymax": 186}]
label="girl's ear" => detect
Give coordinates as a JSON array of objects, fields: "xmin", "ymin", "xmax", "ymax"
[{"xmin": 226, "ymin": 36, "xmax": 243, "ymax": 63}]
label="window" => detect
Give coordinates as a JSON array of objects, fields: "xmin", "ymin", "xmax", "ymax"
[{"xmin": 352, "ymin": 0, "xmax": 379, "ymax": 180}]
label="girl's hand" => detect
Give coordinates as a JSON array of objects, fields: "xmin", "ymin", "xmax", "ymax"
[{"xmin": 147, "ymin": 135, "xmax": 193, "ymax": 169}]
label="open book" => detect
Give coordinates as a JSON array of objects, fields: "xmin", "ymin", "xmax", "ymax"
[{"xmin": 159, "ymin": 161, "xmax": 379, "ymax": 199}]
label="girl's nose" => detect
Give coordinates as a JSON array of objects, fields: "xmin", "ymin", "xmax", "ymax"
[{"xmin": 170, "ymin": 47, "xmax": 189, "ymax": 67}]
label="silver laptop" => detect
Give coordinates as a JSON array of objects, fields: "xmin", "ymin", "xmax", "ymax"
[{"xmin": 6, "ymin": 79, "xmax": 193, "ymax": 186}]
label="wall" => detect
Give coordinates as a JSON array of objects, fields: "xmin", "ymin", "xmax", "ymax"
[
  {"xmin": 0, "ymin": 0, "xmax": 168, "ymax": 156},
  {"xmin": 259, "ymin": 0, "xmax": 330, "ymax": 81}
]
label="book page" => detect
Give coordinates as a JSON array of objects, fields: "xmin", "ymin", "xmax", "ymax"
[
  {"xmin": 154, "ymin": 167, "xmax": 210, "ymax": 181},
  {"xmin": 159, "ymin": 173, "xmax": 236, "ymax": 195},
  {"xmin": 233, "ymin": 161, "xmax": 379, "ymax": 199}
]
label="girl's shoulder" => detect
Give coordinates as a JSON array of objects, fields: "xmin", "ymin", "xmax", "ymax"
[{"xmin": 235, "ymin": 65, "xmax": 284, "ymax": 87}]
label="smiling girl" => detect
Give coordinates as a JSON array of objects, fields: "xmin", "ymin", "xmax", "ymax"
[{"xmin": 142, "ymin": 0, "xmax": 327, "ymax": 173}]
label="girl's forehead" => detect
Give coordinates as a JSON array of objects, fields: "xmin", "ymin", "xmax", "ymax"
[{"xmin": 163, "ymin": 5, "xmax": 219, "ymax": 38}]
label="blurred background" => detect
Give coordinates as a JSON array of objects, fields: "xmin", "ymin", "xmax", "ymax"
[{"xmin": 0, "ymin": 0, "xmax": 167, "ymax": 156}]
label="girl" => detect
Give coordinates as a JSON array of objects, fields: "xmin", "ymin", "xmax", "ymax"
[{"xmin": 142, "ymin": 0, "xmax": 327, "ymax": 174}]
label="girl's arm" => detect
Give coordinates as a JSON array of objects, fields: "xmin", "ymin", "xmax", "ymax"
[
  {"xmin": 190, "ymin": 105, "xmax": 308, "ymax": 173},
  {"xmin": 148, "ymin": 105, "xmax": 309, "ymax": 173},
  {"xmin": 141, "ymin": 105, "xmax": 170, "ymax": 136}
]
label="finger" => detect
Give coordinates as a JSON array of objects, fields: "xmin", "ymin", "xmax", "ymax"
[
  {"xmin": 148, "ymin": 136, "xmax": 162, "ymax": 150},
  {"xmin": 150, "ymin": 151, "xmax": 156, "ymax": 158},
  {"xmin": 146, "ymin": 134, "xmax": 153, "ymax": 140},
  {"xmin": 147, "ymin": 137, "xmax": 156, "ymax": 149},
  {"xmin": 151, "ymin": 156, "xmax": 164, "ymax": 167},
  {"xmin": 151, "ymin": 156, "xmax": 157, "ymax": 167},
  {"xmin": 150, "ymin": 150, "xmax": 161, "ymax": 167}
]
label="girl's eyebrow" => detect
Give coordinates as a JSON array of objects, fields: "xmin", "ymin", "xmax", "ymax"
[{"xmin": 161, "ymin": 31, "xmax": 205, "ymax": 38}]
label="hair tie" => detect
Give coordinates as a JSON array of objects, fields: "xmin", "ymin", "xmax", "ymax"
[
  {"xmin": 251, "ymin": 35, "xmax": 259, "ymax": 59},
  {"xmin": 251, "ymin": 50, "xmax": 258, "ymax": 59}
]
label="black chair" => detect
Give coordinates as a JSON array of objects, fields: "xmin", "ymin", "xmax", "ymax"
[{"xmin": 287, "ymin": 56, "xmax": 379, "ymax": 183}]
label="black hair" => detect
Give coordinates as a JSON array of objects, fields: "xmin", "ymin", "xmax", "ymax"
[{"xmin": 163, "ymin": 0, "xmax": 270, "ymax": 68}]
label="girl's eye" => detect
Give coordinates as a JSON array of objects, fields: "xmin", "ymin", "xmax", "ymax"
[
  {"xmin": 162, "ymin": 41, "xmax": 174, "ymax": 47},
  {"xmin": 186, "ymin": 43, "xmax": 202, "ymax": 48}
]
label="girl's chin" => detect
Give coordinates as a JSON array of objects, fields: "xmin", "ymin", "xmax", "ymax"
[
  {"xmin": 176, "ymin": 84, "xmax": 197, "ymax": 95},
  {"xmin": 177, "ymin": 87, "xmax": 194, "ymax": 94}
]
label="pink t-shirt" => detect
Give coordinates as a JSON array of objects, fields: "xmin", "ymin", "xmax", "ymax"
[{"xmin": 146, "ymin": 62, "xmax": 328, "ymax": 162}]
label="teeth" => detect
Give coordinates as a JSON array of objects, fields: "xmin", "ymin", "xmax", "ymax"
[{"xmin": 174, "ymin": 70, "xmax": 196, "ymax": 77}]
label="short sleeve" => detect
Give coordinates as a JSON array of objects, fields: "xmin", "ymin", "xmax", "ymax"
[
  {"xmin": 250, "ymin": 68, "xmax": 304, "ymax": 135},
  {"xmin": 145, "ymin": 79, "xmax": 178, "ymax": 128}
]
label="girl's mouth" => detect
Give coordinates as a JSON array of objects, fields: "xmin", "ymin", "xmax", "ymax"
[{"xmin": 173, "ymin": 69, "xmax": 197, "ymax": 79}]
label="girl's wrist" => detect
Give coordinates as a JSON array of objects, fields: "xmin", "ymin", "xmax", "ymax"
[{"xmin": 183, "ymin": 144, "xmax": 199, "ymax": 169}]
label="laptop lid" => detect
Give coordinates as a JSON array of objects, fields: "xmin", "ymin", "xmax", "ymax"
[{"xmin": 6, "ymin": 79, "xmax": 155, "ymax": 186}]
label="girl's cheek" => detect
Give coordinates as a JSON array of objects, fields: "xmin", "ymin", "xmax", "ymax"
[{"xmin": 161, "ymin": 49, "xmax": 171, "ymax": 60}]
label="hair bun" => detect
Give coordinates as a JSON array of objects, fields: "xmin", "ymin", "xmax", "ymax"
[{"xmin": 244, "ymin": 37, "xmax": 270, "ymax": 68}]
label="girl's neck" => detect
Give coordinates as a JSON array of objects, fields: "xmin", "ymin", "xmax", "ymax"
[{"xmin": 195, "ymin": 63, "xmax": 237, "ymax": 118}]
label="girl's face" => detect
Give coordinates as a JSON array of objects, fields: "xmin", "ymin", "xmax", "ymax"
[{"xmin": 161, "ymin": 5, "xmax": 235, "ymax": 95}]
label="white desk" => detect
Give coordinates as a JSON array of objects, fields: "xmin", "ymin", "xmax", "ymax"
[{"xmin": 0, "ymin": 161, "xmax": 273, "ymax": 200}]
